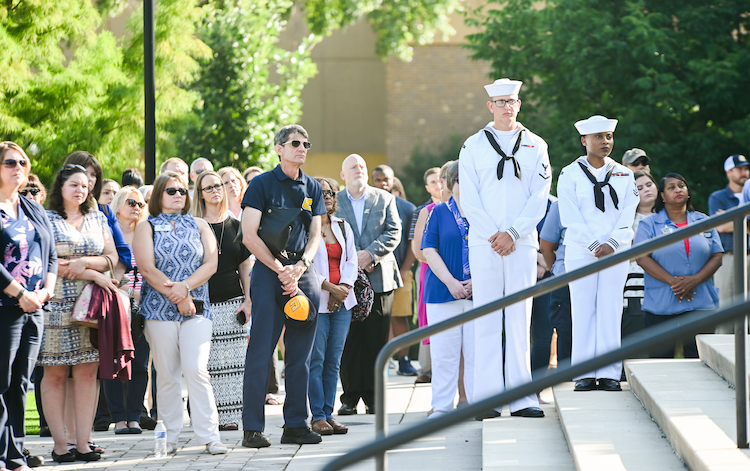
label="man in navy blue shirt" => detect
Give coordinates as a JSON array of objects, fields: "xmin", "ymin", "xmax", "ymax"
[
  {"xmin": 711, "ymin": 154, "xmax": 750, "ymax": 333},
  {"xmin": 240, "ymin": 124, "xmax": 326, "ymax": 447}
]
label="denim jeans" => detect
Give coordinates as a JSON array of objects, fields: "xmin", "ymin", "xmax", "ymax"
[
  {"xmin": 102, "ymin": 334, "xmax": 151, "ymax": 423},
  {"xmin": 309, "ymin": 307, "xmax": 352, "ymax": 421}
]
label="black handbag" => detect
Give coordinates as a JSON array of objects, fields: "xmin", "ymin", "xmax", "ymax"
[{"xmin": 235, "ymin": 178, "xmax": 306, "ymax": 256}]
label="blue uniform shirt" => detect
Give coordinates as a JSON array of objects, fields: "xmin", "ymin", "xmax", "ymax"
[
  {"xmin": 634, "ymin": 209, "xmax": 723, "ymax": 315},
  {"xmin": 709, "ymin": 185, "xmax": 750, "ymax": 251},
  {"xmin": 539, "ymin": 200, "xmax": 566, "ymax": 275},
  {"xmin": 241, "ymin": 165, "xmax": 325, "ymax": 254}
]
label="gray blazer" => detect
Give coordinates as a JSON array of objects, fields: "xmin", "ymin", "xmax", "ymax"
[{"xmin": 336, "ymin": 186, "xmax": 403, "ymax": 293}]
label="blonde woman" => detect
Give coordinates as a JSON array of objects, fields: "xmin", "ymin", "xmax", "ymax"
[
  {"xmin": 218, "ymin": 167, "xmax": 247, "ymax": 219},
  {"xmin": 192, "ymin": 170, "xmax": 252, "ymax": 431},
  {"xmin": 102, "ymin": 186, "xmax": 150, "ymax": 435}
]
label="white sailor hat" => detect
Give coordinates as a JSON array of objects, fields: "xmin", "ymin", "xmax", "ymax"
[
  {"xmin": 484, "ymin": 78, "xmax": 523, "ymax": 98},
  {"xmin": 574, "ymin": 115, "xmax": 618, "ymax": 135}
]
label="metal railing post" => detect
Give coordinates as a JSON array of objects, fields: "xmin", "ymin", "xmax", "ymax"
[
  {"xmin": 375, "ymin": 352, "xmax": 388, "ymax": 470},
  {"xmin": 734, "ymin": 215, "xmax": 749, "ymax": 448}
]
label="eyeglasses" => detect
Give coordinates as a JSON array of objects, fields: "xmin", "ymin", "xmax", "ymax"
[
  {"xmin": 165, "ymin": 187, "xmax": 188, "ymax": 196},
  {"xmin": 126, "ymin": 199, "xmax": 146, "ymax": 209},
  {"xmin": 322, "ymin": 190, "xmax": 336, "ymax": 198},
  {"xmin": 282, "ymin": 140, "xmax": 312, "ymax": 150},
  {"xmin": 201, "ymin": 184, "xmax": 223, "ymax": 193},
  {"xmin": 62, "ymin": 163, "xmax": 86, "ymax": 173},
  {"xmin": 491, "ymin": 98, "xmax": 518, "ymax": 108},
  {"xmin": 3, "ymin": 158, "xmax": 27, "ymax": 168},
  {"xmin": 20, "ymin": 188, "xmax": 40, "ymax": 197}
]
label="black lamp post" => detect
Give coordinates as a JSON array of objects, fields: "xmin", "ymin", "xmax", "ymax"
[{"xmin": 144, "ymin": 0, "xmax": 156, "ymax": 184}]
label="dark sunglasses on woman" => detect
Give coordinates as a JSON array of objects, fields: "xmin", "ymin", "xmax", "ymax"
[
  {"xmin": 20, "ymin": 188, "xmax": 40, "ymax": 196},
  {"xmin": 165, "ymin": 187, "xmax": 188, "ymax": 196},
  {"xmin": 127, "ymin": 199, "xmax": 146, "ymax": 208},
  {"xmin": 3, "ymin": 158, "xmax": 27, "ymax": 168}
]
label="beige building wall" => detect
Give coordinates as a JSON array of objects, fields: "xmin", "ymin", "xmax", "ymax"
[{"xmin": 292, "ymin": 1, "xmax": 493, "ymax": 180}]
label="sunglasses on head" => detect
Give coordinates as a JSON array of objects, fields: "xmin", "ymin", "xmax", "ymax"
[
  {"xmin": 127, "ymin": 199, "xmax": 146, "ymax": 209},
  {"xmin": 3, "ymin": 158, "xmax": 28, "ymax": 168},
  {"xmin": 20, "ymin": 188, "xmax": 40, "ymax": 197},
  {"xmin": 283, "ymin": 140, "xmax": 312, "ymax": 150},
  {"xmin": 165, "ymin": 187, "xmax": 188, "ymax": 196},
  {"xmin": 62, "ymin": 163, "xmax": 86, "ymax": 173}
]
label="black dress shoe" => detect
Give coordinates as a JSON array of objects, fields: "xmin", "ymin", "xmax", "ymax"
[
  {"xmin": 365, "ymin": 405, "xmax": 375, "ymax": 415},
  {"xmin": 474, "ymin": 410, "xmax": 502, "ymax": 421},
  {"xmin": 51, "ymin": 451, "xmax": 76, "ymax": 463},
  {"xmin": 338, "ymin": 403, "xmax": 357, "ymax": 415},
  {"xmin": 75, "ymin": 450, "xmax": 102, "ymax": 461},
  {"xmin": 24, "ymin": 447, "xmax": 44, "ymax": 467},
  {"xmin": 242, "ymin": 430, "xmax": 271, "ymax": 448},
  {"xmin": 280, "ymin": 426, "xmax": 322, "ymax": 445},
  {"xmin": 140, "ymin": 415, "xmax": 157, "ymax": 430},
  {"xmin": 574, "ymin": 378, "xmax": 597, "ymax": 391},
  {"xmin": 39, "ymin": 426, "xmax": 51, "ymax": 437},
  {"xmin": 510, "ymin": 407, "xmax": 545, "ymax": 418},
  {"xmin": 597, "ymin": 378, "xmax": 622, "ymax": 391}
]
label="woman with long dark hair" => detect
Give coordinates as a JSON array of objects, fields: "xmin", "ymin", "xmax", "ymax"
[{"xmin": 635, "ymin": 173, "xmax": 722, "ymax": 358}]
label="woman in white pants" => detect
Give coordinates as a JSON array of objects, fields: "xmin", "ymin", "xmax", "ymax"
[
  {"xmin": 421, "ymin": 161, "xmax": 475, "ymax": 418},
  {"xmin": 558, "ymin": 115, "xmax": 639, "ymax": 392},
  {"xmin": 133, "ymin": 172, "xmax": 227, "ymax": 455}
]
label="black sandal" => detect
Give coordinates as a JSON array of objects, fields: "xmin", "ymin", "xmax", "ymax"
[{"xmin": 51, "ymin": 451, "xmax": 76, "ymax": 463}]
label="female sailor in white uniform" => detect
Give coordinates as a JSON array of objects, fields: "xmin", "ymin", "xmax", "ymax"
[{"xmin": 557, "ymin": 115, "xmax": 638, "ymax": 392}]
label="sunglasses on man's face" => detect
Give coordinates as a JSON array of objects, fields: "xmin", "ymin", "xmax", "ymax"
[
  {"xmin": 283, "ymin": 140, "xmax": 312, "ymax": 150},
  {"xmin": 20, "ymin": 188, "xmax": 40, "ymax": 197},
  {"xmin": 165, "ymin": 187, "xmax": 188, "ymax": 196},
  {"xmin": 127, "ymin": 199, "xmax": 146, "ymax": 209},
  {"xmin": 3, "ymin": 158, "xmax": 28, "ymax": 168}
]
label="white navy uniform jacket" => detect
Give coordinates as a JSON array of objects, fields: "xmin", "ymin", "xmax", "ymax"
[
  {"xmin": 459, "ymin": 122, "xmax": 552, "ymax": 249},
  {"xmin": 558, "ymin": 156, "xmax": 639, "ymax": 259}
]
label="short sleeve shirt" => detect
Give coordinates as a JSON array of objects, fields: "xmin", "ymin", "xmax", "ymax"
[
  {"xmin": 421, "ymin": 203, "xmax": 466, "ymax": 304},
  {"xmin": 539, "ymin": 201, "xmax": 566, "ymax": 275},
  {"xmin": 241, "ymin": 165, "xmax": 325, "ymax": 254}
]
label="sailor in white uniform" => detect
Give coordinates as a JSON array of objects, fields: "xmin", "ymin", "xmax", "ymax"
[
  {"xmin": 460, "ymin": 78, "xmax": 551, "ymax": 419},
  {"xmin": 557, "ymin": 115, "xmax": 639, "ymax": 392}
]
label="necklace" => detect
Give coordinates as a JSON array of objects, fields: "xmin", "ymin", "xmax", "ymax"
[
  {"xmin": 211, "ymin": 218, "xmax": 226, "ymax": 255},
  {"xmin": 322, "ymin": 222, "xmax": 331, "ymax": 238}
]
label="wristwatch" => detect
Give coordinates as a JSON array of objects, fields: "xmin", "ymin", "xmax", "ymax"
[
  {"xmin": 14, "ymin": 289, "xmax": 26, "ymax": 301},
  {"xmin": 300, "ymin": 256, "xmax": 311, "ymax": 269}
]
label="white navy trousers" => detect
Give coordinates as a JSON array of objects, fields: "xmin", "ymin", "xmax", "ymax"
[
  {"xmin": 566, "ymin": 253, "xmax": 629, "ymax": 381},
  {"xmin": 470, "ymin": 244, "xmax": 538, "ymax": 413}
]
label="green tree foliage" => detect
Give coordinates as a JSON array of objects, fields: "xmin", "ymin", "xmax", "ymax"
[
  {"xmin": 466, "ymin": 0, "xmax": 750, "ymax": 209},
  {"xmin": 304, "ymin": 0, "xmax": 461, "ymax": 59},
  {"xmin": 401, "ymin": 134, "xmax": 464, "ymax": 205},
  {"xmin": 0, "ymin": 0, "xmax": 209, "ymax": 185},
  {"xmin": 175, "ymin": 0, "xmax": 320, "ymax": 170}
]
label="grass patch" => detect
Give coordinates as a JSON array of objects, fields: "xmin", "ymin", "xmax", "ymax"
[{"xmin": 26, "ymin": 391, "xmax": 41, "ymax": 435}]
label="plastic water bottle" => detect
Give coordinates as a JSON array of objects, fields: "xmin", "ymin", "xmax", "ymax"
[{"xmin": 154, "ymin": 420, "xmax": 167, "ymax": 458}]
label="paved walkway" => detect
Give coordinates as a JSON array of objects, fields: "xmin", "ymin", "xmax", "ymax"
[{"xmin": 24, "ymin": 363, "xmax": 484, "ymax": 470}]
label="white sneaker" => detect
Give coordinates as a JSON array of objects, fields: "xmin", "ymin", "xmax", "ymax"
[
  {"xmin": 167, "ymin": 443, "xmax": 178, "ymax": 454},
  {"xmin": 206, "ymin": 442, "xmax": 228, "ymax": 455}
]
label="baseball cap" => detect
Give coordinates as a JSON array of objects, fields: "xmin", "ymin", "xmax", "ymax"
[
  {"xmin": 724, "ymin": 154, "xmax": 748, "ymax": 172},
  {"xmin": 278, "ymin": 289, "xmax": 315, "ymax": 327},
  {"xmin": 622, "ymin": 148, "xmax": 650, "ymax": 166}
]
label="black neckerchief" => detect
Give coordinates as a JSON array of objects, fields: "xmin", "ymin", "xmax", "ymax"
[
  {"xmin": 484, "ymin": 128, "xmax": 525, "ymax": 180},
  {"xmin": 578, "ymin": 161, "xmax": 619, "ymax": 212}
]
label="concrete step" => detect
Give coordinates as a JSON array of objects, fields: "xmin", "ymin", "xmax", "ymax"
[
  {"xmin": 696, "ymin": 334, "xmax": 750, "ymax": 389},
  {"xmin": 626, "ymin": 359, "xmax": 750, "ymax": 471},
  {"xmin": 553, "ymin": 381, "xmax": 685, "ymax": 471},
  {"xmin": 482, "ymin": 388, "xmax": 575, "ymax": 471}
]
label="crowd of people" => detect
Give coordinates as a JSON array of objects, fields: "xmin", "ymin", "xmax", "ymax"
[{"xmin": 0, "ymin": 76, "xmax": 744, "ymax": 469}]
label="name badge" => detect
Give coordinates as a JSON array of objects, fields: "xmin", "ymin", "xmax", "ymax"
[{"xmin": 154, "ymin": 224, "xmax": 171, "ymax": 232}]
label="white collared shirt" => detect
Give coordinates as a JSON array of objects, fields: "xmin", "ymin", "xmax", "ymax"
[{"xmin": 346, "ymin": 187, "xmax": 367, "ymax": 234}]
